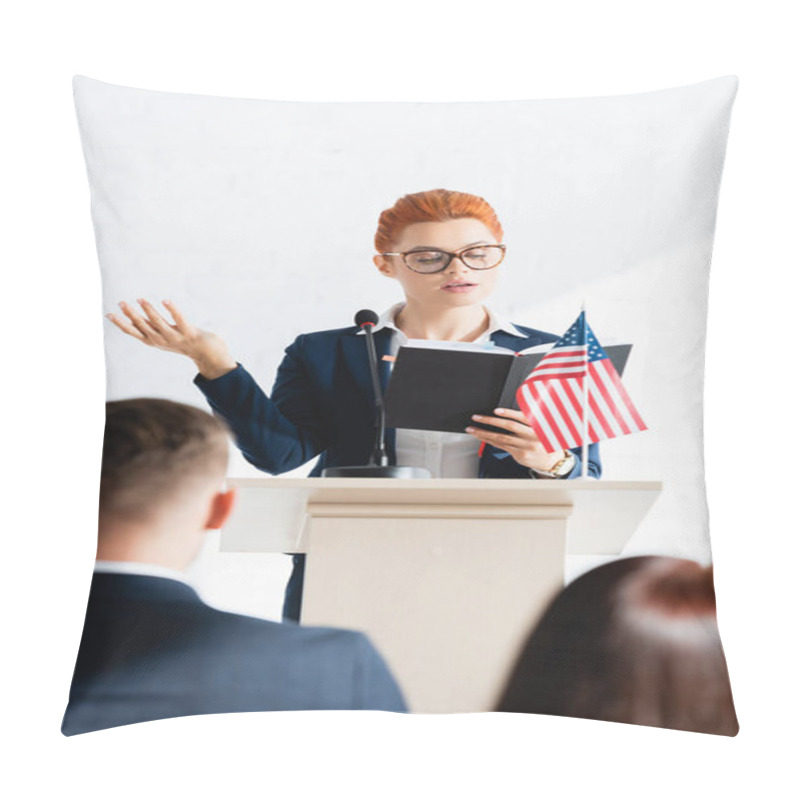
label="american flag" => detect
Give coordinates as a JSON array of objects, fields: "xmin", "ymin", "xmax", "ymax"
[{"xmin": 516, "ymin": 312, "xmax": 647, "ymax": 453}]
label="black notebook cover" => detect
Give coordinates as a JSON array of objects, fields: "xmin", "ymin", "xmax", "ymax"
[{"xmin": 384, "ymin": 344, "xmax": 632, "ymax": 433}]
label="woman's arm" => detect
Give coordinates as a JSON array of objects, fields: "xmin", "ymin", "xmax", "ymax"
[
  {"xmin": 107, "ymin": 299, "xmax": 327, "ymax": 474},
  {"xmin": 194, "ymin": 335, "xmax": 328, "ymax": 474}
]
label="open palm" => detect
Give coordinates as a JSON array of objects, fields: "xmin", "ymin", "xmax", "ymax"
[{"xmin": 106, "ymin": 299, "xmax": 235, "ymax": 378}]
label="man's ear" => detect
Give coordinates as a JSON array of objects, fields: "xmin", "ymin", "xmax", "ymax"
[{"xmin": 204, "ymin": 487, "xmax": 237, "ymax": 531}]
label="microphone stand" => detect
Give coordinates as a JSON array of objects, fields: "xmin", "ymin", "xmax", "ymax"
[{"xmin": 323, "ymin": 318, "xmax": 430, "ymax": 478}]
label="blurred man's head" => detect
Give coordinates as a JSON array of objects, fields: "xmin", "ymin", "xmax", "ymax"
[{"xmin": 98, "ymin": 399, "xmax": 235, "ymax": 568}]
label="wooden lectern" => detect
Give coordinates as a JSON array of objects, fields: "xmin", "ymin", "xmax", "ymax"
[{"xmin": 222, "ymin": 478, "xmax": 661, "ymax": 713}]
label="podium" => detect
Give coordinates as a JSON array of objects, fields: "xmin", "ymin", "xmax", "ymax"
[{"xmin": 222, "ymin": 478, "xmax": 661, "ymax": 713}]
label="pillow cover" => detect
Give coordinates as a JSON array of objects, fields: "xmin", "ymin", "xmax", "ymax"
[{"xmin": 65, "ymin": 75, "xmax": 738, "ymax": 735}]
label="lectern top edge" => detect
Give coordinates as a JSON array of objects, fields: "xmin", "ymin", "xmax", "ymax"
[{"xmin": 225, "ymin": 477, "xmax": 663, "ymax": 492}]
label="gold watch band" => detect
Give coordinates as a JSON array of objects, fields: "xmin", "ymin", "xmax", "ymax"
[{"xmin": 529, "ymin": 451, "xmax": 574, "ymax": 479}]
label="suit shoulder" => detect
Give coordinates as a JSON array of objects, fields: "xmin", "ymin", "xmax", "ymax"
[
  {"xmin": 298, "ymin": 326, "xmax": 358, "ymax": 341},
  {"xmin": 204, "ymin": 605, "xmax": 369, "ymax": 650},
  {"xmin": 286, "ymin": 326, "xmax": 359, "ymax": 351}
]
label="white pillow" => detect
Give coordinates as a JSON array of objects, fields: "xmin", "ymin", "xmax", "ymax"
[
  {"xmin": 74, "ymin": 75, "xmax": 737, "ymax": 571},
  {"xmin": 71, "ymin": 74, "xmax": 739, "ymax": 735}
]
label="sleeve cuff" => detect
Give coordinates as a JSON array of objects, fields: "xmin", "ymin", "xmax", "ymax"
[{"xmin": 193, "ymin": 362, "xmax": 243, "ymax": 388}]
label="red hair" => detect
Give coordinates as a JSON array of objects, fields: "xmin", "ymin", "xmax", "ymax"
[{"xmin": 374, "ymin": 189, "xmax": 504, "ymax": 252}]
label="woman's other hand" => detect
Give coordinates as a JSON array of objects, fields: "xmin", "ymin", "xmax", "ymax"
[
  {"xmin": 106, "ymin": 299, "xmax": 237, "ymax": 380},
  {"xmin": 466, "ymin": 408, "xmax": 566, "ymax": 473}
]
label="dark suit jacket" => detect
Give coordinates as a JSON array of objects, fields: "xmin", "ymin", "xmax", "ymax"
[
  {"xmin": 193, "ymin": 324, "xmax": 601, "ymax": 478},
  {"xmin": 62, "ymin": 572, "xmax": 407, "ymax": 735}
]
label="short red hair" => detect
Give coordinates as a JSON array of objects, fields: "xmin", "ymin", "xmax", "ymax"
[{"xmin": 374, "ymin": 189, "xmax": 504, "ymax": 252}]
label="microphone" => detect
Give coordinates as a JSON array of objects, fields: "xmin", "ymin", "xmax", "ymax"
[
  {"xmin": 354, "ymin": 309, "xmax": 379, "ymax": 327},
  {"xmin": 321, "ymin": 310, "xmax": 430, "ymax": 479}
]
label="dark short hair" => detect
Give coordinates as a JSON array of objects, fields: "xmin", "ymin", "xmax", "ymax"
[
  {"xmin": 99, "ymin": 398, "xmax": 230, "ymax": 524},
  {"xmin": 496, "ymin": 556, "xmax": 739, "ymax": 736}
]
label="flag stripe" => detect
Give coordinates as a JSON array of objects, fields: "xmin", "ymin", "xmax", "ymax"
[
  {"xmin": 519, "ymin": 383, "xmax": 558, "ymax": 451},
  {"xmin": 562, "ymin": 378, "xmax": 585, "ymax": 420},
  {"xmin": 530, "ymin": 370, "xmax": 584, "ymax": 381},
  {"xmin": 598, "ymin": 358, "xmax": 648, "ymax": 431},
  {"xmin": 518, "ymin": 384, "xmax": 551, "ymax": 449},
  {"xmin": 540, "ymin": 348, "xmax": 586, "ymax": 359},
  {"xmin": 592, "ymin": 361, "xmax": 644, "ymax": 434},
  {"xmin": 585, "ymin": 403, "xmax": 603, "ymax": 443},
  {"xmin": 539, "ymin": 356, "xmax": 586, "ymax": 366},
  {"xmin": 589, "ymin": 363, "xmax": 631, "ymax": 436},
  {"xmin": 588, "ymin": 389, "xmax": 617, "ymax": 439},
  {"xmin": 567, "ymin": 377, "xmax": 602, "ymax": 443},
  {"xmin": 531, "ymin": 382, "xmax": 571, "ymax": 451},
  {"xmin": 536, "ymin": 385, "xmax": 573, "ymax": 450},
  {"xmin": 534, "ymin": 363, "xmax": 586, "ymax": 372},
  {"xmin": 553, "ymin": 379, "xmax": 585, "ymax": 435}
]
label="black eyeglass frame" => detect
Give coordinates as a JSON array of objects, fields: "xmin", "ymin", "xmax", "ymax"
[{"xmin": 379, "ymin": 243, "xmax": 507, "ymax": 274}]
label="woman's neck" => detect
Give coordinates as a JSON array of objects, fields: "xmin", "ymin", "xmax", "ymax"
[{"xmin": 394, "ymin": 301, "xmax": 490, "ymax": 342}]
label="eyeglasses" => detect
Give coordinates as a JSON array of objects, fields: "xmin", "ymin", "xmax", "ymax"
[{"xmin": 380, "ymin": 244, "xmax": 506, "ymax": 274}]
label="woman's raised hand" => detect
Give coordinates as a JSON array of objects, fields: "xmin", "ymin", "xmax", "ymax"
[{"xmin": 106, "ymin": 299, "xmax": 237, "ymax": 379}]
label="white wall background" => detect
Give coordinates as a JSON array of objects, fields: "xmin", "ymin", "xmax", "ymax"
[
  {"xmin": 3, "ymin": 1, "xmax": 797, "ymax": 798},
  {"xmin": 77, "ymin": 75, "xmax": 734, "ymax": 609}
]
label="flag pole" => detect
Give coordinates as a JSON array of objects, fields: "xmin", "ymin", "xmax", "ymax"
[{"xmin": 581, "ymin": 302, "xmax": 588, "ymax": 479}]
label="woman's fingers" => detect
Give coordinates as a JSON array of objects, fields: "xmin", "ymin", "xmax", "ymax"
[
  {"xmin": 108, "ymin": 298, "xmax": 218, "ymax": 366},
  {"xmin": 465, "ymin": 426, "xmax": 525, "ymax": 450},
  {"xmin": 117, "ymin": 301, "xmax": 152, "ymax": 337},
  {"xmin": 117, "ymin": 301, "xmax": 168, "ymax": 346},
  {"xmin": 467, "ymin": 408, "xmax": 547, "ymax": 457},
  {"xmin": 137, "ymin": 298, "xmax": 180, "ymax": 341},
  {"xmin": 493, "ymin": 408, "xmax": 530, "ymax": 424},
  {"xmin": 470, "ymin": 411, "xmax": 535, "ymax": 439},
  {"xmin": 162, "ymin": 299, "xmax": 191, "ymax": 334},
  {"xmin": 106, "ymin": 312, "xmax": 147, "ymax": 341}
]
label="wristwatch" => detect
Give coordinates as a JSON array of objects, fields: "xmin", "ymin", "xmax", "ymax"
[{"xmin": 529, "ymin": 450, "xmax": 576, "ymax": 479}]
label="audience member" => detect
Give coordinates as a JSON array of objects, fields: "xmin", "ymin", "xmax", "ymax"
[
  {"xmin": 62, "ymin": 398, "xmax": 406, "ymax": 735},
  {"xmin": 496, "ymin": 556, "xmax": 738, "ymax": 735}
]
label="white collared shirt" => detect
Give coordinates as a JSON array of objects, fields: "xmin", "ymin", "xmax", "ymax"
[
  {"xmin": 94, "ymin": 560, "xmax": 195, "ymax": 587},
  {"xmin": 362, "ymin": 303, "xmax": 527, "ymax": 478}
]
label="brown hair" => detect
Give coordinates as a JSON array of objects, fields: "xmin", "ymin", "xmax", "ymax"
[
  {"xmin": 496, "ymin": 556, "xmax": 739, "ymax": 736},
  {"xmin": 374, "ymin": 189, "xmax": 504, "ymax": 253},
  {"xmin": 99, "ymin": 398, "xmax": 230, "ymax": 525}
]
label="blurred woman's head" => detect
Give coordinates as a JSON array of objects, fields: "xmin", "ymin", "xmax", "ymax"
[
  {"xmin": 496, "ymin": 556, "xmax": 738, "ymax": 736},
  {"xmin": 373, "ymin": 190, "xmax": 505, "ymax": 311}
]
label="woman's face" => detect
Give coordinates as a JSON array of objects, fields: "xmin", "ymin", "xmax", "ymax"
[{"xmin": 373, "ymin": 218, "xmax": 502, "ymax": 311}]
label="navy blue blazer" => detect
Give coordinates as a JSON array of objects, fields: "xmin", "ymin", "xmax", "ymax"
[
  {"xmin": 194, "ymin": 324, "xmax": 601, "ymax": 479},
  {"xmin": 62, "ymin": 573, "xmax": 407, "ymax": 735}
]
